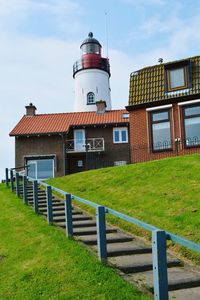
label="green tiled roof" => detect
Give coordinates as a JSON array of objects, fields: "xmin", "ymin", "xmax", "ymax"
[{"xmin": 129, "ymin": 56, "xmax": 200, "ymax": 106}]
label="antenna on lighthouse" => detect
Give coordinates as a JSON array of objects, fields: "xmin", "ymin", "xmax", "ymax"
[{"xmin": 105, "ymin": 12, "xmax": 109, "ymax": 58}]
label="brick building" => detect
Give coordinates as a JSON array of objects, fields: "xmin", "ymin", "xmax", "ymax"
[
  {"xmin": 127, "ymin": 55, "xmax": 200, "ymax": 163},
  {"xmin": 10, "ymin": 103, "xmax": 130, "ymax": 179}
]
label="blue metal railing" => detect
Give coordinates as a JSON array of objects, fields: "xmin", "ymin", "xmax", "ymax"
[{"xmin": 5, "ymin": 167, "xmax": 200, "ymax": 300}]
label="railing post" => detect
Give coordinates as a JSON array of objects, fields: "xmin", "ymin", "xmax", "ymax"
[
  {"xmin": 96, "ymin": 206, "xmax": 107, "ymax": 262},
  {"xmin": 15, "ymin": 172, "xmax": 20, "ymax": 197},
  {"xmin": 46, "ymin": 185, "xmax": 53, "ymax": 224},
  {"xmin": 23, "ymin": 175, "xmax": 28, "ymax": 205},
  {"xmin": 10, "ymin": 169, "xmax": 14, "ymax": 192},
  {"xmin": 64, "ymin": 193, "xmax": 73, "ymax": 238},
  {"xmin": 5, "ymin": 168, "xmax": 9, "ymax": 186},
  {"xmin": 33, "ymin": 180, "xmax": 38, "ymax": 214},
  {"xmin": 152, "ymin": 230, "xmax": 169, "ymax": 300}
]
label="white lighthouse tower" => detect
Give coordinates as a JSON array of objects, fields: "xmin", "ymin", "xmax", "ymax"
[{"xmin": 73, "ymin": 32, "xmax": 111, "ymax": 112}]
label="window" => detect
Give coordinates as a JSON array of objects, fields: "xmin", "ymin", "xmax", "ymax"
[
  {"xmin": 82, "ymin": 44, "xmax": 100, "ymax": 55},
  {"xmin": 113, "ymin": 127, "xmax": 128, "ymax": 143},
  {"xmin": 74, "ymin": 129, "xmax": 86, "ymax": 151},
  {"xmin": 114, "ymin": 161, "xmax": 127, "ymax": 166},
  {"xmin": 151, "ymin": 110, "xmax": 171, "ymax": 151},
  {"xmin": 167, "ymin": 66, "xmax": 188, "ymax": 91},
  {"xmin": 27, "ymin": 158, "xmax": 54, "ymax": 179},
  {"xmin": 87, "ymin": 92, "xmax": 95, "ymax": 104},
  {"xmin": 183, "ymin": 104, "xmax": 200, "ymax": 147}
]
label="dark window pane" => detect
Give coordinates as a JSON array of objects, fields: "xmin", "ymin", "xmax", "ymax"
[
  {"xmin": 185, "ymin": 117, "xmax": 200, "ymax": 146},
  {"xmin": 37, "ymin": 159, "xmax": 53, "ymax": 179},
  {"xmin": 121, "ymin": 130, "xmax": 127, "ymax": 142},
  {"xmin": 87, "ymin": 92, "xmax": 95, "ymax": 104},
  {"xmin": 152, "ymin": 122, "xmax": 171, "ymax": 150},
  {"xmin": 114, "ymin": 131, "xmax": 120, "ymax": 142},
  {"xmin": 27, "ymin": 162, "xmax": 36, "ymax": 179},
  {"xmin": 184, "ymin": 105, "xmax": 200, "ymax": 117},
  {"xmin": 152, "ymin": 111, "xmax": 169, "ymax": 122}
]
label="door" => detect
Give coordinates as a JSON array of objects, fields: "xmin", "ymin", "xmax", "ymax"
[{"xmin": 74, "ymin": 129, "xmax": 85, "ymax": 151}]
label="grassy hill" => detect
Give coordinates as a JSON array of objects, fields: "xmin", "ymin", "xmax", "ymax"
[
  {"xmin": 0, "ymin": 184, "xmax": 148, "ymax": 300},
  {"xmin": 48, "ymin": 154, "xmax": 200, "ymax": 263}
]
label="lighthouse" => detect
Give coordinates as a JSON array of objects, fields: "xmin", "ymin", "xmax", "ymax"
[{"xmin": 73, "ymin": 32, "xmax": 111, "ymax": 112}]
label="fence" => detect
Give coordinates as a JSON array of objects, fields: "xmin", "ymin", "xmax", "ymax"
[{"xmin": 4, "ymin": 167, "xmax": 200, "ymax": 300}]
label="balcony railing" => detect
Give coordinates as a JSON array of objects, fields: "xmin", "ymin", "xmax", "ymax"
[{"xmin": 66, "ymin": 138, "xmax": 105, "ymax": 153}]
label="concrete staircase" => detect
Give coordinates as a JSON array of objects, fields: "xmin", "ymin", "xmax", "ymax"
[{"xmin": 19, "ymin": 183, "xmax": 200, "ymax": 299}]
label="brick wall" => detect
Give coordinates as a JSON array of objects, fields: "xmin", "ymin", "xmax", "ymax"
[
  {"xmin": 15, "ymin": 135, "xmax": 66, "ymax": 177},
  {"xmin": 129, "ymin": 102, "xmax": 200, "ymax": 163}
]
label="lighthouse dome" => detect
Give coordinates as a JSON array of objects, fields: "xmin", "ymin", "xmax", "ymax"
[
  {"xmin": 81, "ymin": 32, "xmax": 102, "ymax": 48},
  {"xmin": 80, "ymin": 32, "xmax": 102, "ymax": 55}
]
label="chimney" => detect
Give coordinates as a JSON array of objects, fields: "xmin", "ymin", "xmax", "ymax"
[
  {"xmin": 25, "ymin": 103, "xmax": 37, "ymax": 116},
  {"xmin": 96, "ymin": 100, "xmax": 107, "ymax": 114}
]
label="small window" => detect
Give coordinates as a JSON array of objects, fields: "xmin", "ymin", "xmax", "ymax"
[
  {"xmin": 183, "ymin": 104, "xmax": 200, "ymax": 147},
  {"xmin": 113, "ymin": 127, "xmax": 128, "ymax": 144},
  {"xmin": 87, "ymin": 92, "xmax": 95, "ymax": 104},
  {"xmin": 77, "ymin": 160, "xmax": 83, "ymax": 167},
  {"xmin": 114, "ymin": 161, "xmax": 127, "ymax": 166},
  {"xmin": 167, "ymin": 67, "xmax": 188, "ymax": 91},
  {"xmin": 151, "ymin": 110, "xmax": 171, "ymax": 151}
]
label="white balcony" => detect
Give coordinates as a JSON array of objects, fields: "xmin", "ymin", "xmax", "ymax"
[{"xmin": 66, "ymin": 138, "xmax": 105, "ymax": 153}]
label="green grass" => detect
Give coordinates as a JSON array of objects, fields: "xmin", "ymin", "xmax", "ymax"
[
  {"xmin": 47, "ymin": 154, "xmax": 200, "ymax": 264},
  {"xmin": 0, "ymin": 184, "xmax": 149, "ymax": 300}
]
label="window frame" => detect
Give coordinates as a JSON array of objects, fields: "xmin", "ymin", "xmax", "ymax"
[
  {"xmin": 113, "ymin": 127, "xmax": 128, "ymax": 144},
  {"xmin": 26, "ymin": 157, "xmax": 55, "ymax": 180},
  {"xmin": 87, "ymin": 92, "xmax": 95, "ymax": 105},
  {"xmin": 167, "ymin": 66, "xmax": 188, "ymax": 92},
  {"xmin": 150, "ymin": 109, "xmax": 172, "ymax": 152},
  {"xmin": 183, "ymin": 103, "xmax": 200, "ymax": 148}
]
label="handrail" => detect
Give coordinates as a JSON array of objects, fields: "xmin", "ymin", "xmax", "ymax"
[
  {"xmin": 72, "ymin": 194, "xmax": 99, "ymax": 208},
  {"xmin": 10, "ymin": 165, "xmax": 28, "ymax": 171},
  {"xmin": 13, "ymin": 173, "xmax": 200, "ymax": 254},
  {"xmin": 106, "ymin": 208, "xmax": 200, "ymax": 253}
]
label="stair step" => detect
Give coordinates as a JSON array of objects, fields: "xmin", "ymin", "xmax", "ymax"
[
  {"xmin": 106, "ymin": 242, "xmax": 152, "ymax": 257},
  {"xmin": 130, "ymin": 267, "xmax": 200, "ymax": 292},
  {"xmin": 169, "ymin": 286, "xmax": 200, "ymax": 300},
  {"xmin": 109, "ymin": 254, "xmax": 181, "ymax": 274},
  {"xmin": 39, "ymin": 205, "xmax": 65, "ymax": 212},
  {"xmin": 78, "ymin": 233, "xmax": 133, "ymax": 245},
  {"xmin": 73, "ymin": 226, "xmax": 117, "ymax": 236},
  {"xmin": 56, "ymin": 216, "xmax": 94, "ymax": 228},
  {"xmin": 29, "ymin": 199, "xmax": 60, "ymax": 206},
  {"xmin": 52, "ymin": 211, "xmax": 81, "ymax": 217},
  {"xmin": 73, "ymin": 220, "xmax": 96, "ymax": 228},
  {"xmin": 51, "ymin": 210, "xmax": 84, "ymax": 220}
]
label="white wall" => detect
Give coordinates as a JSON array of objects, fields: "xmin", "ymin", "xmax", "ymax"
[{"xmin": 74, "ymin": 69, "xmax": 111, "ymax": 112}]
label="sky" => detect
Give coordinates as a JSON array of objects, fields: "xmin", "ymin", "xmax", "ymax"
[{"xmin": 1, "ymin": 0, "xmax": 200, "ymax": 179}]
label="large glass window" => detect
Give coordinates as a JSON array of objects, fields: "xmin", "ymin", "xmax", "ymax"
[
  {"xmin": 151, "ymin": 110, "xmax": 171, "ymax": 151},
  {"xmin": 27, "ymin": 158, "xmax": 54, "ymax": 179},
  {"xmin": 167, "ymin": 67, "xmax": 187, "ymax": 91},
  {"xmin": 113, "ymin": 127, "xmax": 128, "ymax": 143},
  {"xmin": 183, "ymin": 104, "xmax": 200, "ymax": 147}
]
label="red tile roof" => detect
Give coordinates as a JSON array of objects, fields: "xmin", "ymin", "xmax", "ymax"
[{"xmin": 10, "ymin": 110, "xmax": 129, "ymax": 136}]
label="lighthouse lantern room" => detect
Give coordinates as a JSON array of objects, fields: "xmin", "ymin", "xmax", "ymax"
[{"xmin": 73, "ymin": 32, "xmax": 112, "ymax": 112}]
